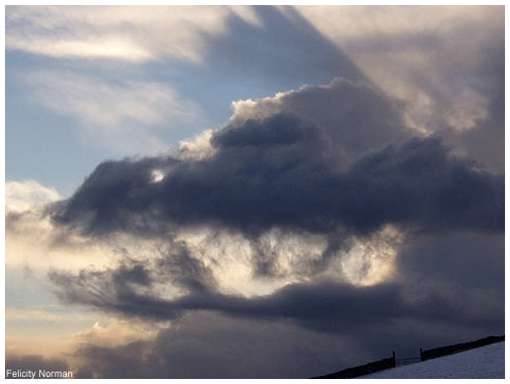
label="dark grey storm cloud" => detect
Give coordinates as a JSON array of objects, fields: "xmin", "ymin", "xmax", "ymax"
[
  {"xmin": 50, "ymin": 80, "xmax": 503, "ymax": 239},
  {"xmin": 51, "ymin": 131, "xmax": 504, "ymax": 238}
]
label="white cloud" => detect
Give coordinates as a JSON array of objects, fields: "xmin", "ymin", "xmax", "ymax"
[
  {"xmin": 8, "ymin": 36, "xmax": 153, "ymax": 62},
  {"xmin": 22, "ymin": 70, "xmax": 203, "ymax": 154},
  {"xmin": 6, "ymin": 180, "xmax": 60, "ymax": 214},
  {"xmin": 72, "ymin": 318, "xmax": 165, "ymax": 348},
  {"xmin": 6, "ymin": 6, "xmax": 261, "ymax": 63},
  {"xmin": 6, "ymin": 180, "xmax": 119, "ymax": 271},
  {"xmin": 335, "ymin": 225, "xmax": 404, "ymax": 287},
  {"xmin": 178, "ymin": 129, "xmax": 216, "ymax": 161}
]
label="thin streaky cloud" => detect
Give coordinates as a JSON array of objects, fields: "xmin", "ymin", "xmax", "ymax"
[{"xmin": 21, "ymin": 70, "xmax": 205, "ymax": 154}]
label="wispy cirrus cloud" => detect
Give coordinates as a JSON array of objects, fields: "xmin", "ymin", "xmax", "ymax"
[
  {"xmin": 6, "ymin": 5, "xmax": 261, "ymax": 63},
  {"xmin": 21, "ymin": 70, "xmax": 204, "ymax": 154},
  {"xmin": 8, "ymin": 36, "xmax": 154, "ymax": 62}
]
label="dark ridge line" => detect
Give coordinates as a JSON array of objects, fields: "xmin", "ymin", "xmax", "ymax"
[
  {"xmin": 420, "ymin": 335, "xmax": 505, "ymax": 361},
  {"xmin": 311, "ymin": 334, "xmax": 505, "ymax": 379}
]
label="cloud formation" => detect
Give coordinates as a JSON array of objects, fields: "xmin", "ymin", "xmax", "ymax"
[
  {"xmin": 39, "ymin": 73, "xmax": 504, "ymax": 378},
  {"xmin": 298, "ymin": 6, "xmax": 504, "ymax": 170},
  {"xmin": 49, "ymin": 256, "xmax": 503, "ymax": 333},
  {"xmin": 6, "ymin": 6, "xmax": 261, "ymax": 63},
  {"xmin": 6, "ymin": 180, "xmax": 60, "ymax": 214},
  {"xmin": 51, "ymin": 79, "xmax": 503, "ymax": 239}
]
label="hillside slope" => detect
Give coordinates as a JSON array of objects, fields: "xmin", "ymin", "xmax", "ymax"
[{"xmin": 365, "ymin": 342, "xmax": 504, "ymax": 379}]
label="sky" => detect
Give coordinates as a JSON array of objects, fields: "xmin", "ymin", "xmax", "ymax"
[{"xmin": 5, "ymin": 5, "xmax": 505, "ymax": 379}]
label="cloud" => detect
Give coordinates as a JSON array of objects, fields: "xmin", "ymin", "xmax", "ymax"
[
  {"xmin": 43, "ymin": 228, "xmax": 504, "ymax": 378},
  {"xmin": 43, "ymin": 274, "xmax": 503, "ymax": 378},
  {"xmin": 9, "ymin": 306, "xmax": 500, "ymax": 378},
  {"xmin": 295, "ymin": 6, "xmax": 504, "ymax": 169},
  {"xmin": 6, "ymin": 6, "xmax": 261, "ymax": 63},
  {"xmin": 397, "ymin": 231, "xmax": 505, "ymax": 314},
  {"xmin": 43, "ymin": 76, "xmax": 503, "ymax": 324},
  {"xmin": 70, "ymin": 312, "xmax": 361, "ymax": 378},
  {"xmin": 20, "ymin": 70, "xmax": 203, "ymax": 154},
  {"xmin": 71, "ymin": 318, "xmax": 163, "ymax": 348},
  {"xmin": 7, "ymin": 36, "xmax": 154, "ymax": 62},
  {"xmin": 228, "ymin": 78, "xmax": 403, "ymax": 165},
  {"xmin": 50, "ymin": 82, "xmax": 503, "ymax": 238},
  {"xmin": 70, "ymin": 311, "xmax": 498, "ymax": 378},
  {"xmin": 178, "ymin": 129, "xmax": 217, "ymax": 161},
  {"xmin": 37, "ymin": 68, "xmax": 503, "ymax": 378},
  {"xmin": 6, "ymin": 308, "xmax": 66, "ymax": 323},
  {"xmin": 6, "ymin": 180, "xmax": 155, "ymax": 271},
  {"xmin": 48, "ymin": 249, "xmax": 503, "ymax": 333},
  {"xmin": 6, "ymin": 180, "xmax": 61, "ymax": 214},
  {"xmin": 24, "ymin": 71, "xmax": 189, "ymax": 127}
]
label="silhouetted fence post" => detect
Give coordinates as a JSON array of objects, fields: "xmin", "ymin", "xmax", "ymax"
[
  {"xmin": 419, "ymin": 348, "xmax": 424, "ymax": 361},
  {"xmin": 392, "ymin": 351, "xmax": 396, "ymax": 368}
]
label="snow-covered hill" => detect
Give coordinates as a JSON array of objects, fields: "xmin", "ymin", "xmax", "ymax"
[{"xmin": 365, "ymin": 342, "xmax": 504, "ymax": 379}]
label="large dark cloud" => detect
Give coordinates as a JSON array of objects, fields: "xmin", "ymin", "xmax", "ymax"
[
  {"xmin": 52, "ymin": 133, "xmax": 503, "ymax": 238},
  {"xmin": 50, "ymin": 80, "xmax": 503, "ymax": 239}
]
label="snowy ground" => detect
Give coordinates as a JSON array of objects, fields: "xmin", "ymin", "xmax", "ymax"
[{"xmin": 365, "ymin": 342, "xmax": 504, "ymax": 379}]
